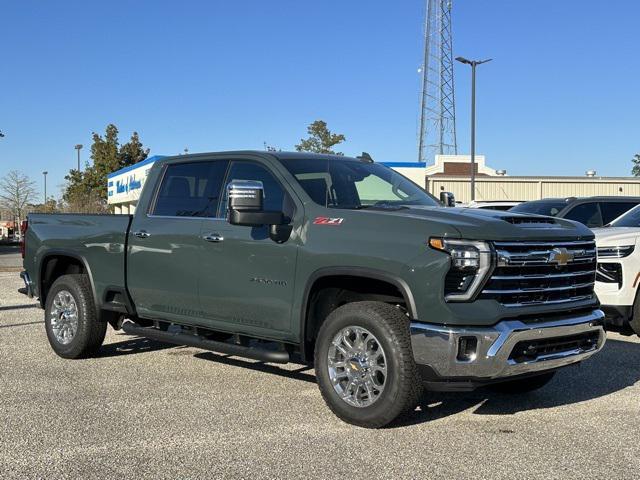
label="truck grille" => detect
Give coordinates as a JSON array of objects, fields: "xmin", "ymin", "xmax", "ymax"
[{"xmin": 481, "ymin": 240, "xmax": 597, "ymax": 307}]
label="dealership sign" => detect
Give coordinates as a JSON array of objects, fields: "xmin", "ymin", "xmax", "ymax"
[{"xmin": 107, "ymin": 156, "xmax": 162, "ymax": 204}]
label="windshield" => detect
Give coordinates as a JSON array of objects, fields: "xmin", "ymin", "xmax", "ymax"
[
  {"xmin": 510, "ymin": 200, "xmax": 567, "ymax": 216},
  {"xmin": 278, "ymin": 158, "xmax": 440, "ymax": 209},
  {"xmin": 610, "ymin": 204, "xmax": 640, "ymax": 227}
]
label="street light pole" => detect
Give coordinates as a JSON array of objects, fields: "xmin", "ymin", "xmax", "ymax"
[
  {"xmin": 455, "ymin": 56, "xmax": 492, "ymax": 202},
  {"xmin": 75, "ymin": 144, "xmax": 83, "ymax": 171},
  {"xmin": 42, "ymin": 171, "xmax": 48, "ymax": 205}
]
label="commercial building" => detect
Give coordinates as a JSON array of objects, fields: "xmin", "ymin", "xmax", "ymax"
[
  {"xmin": 107, "ymin": 156, "xmax": 163, "ymax": 214},
  {"xmin": 385, "ymin": 155, "xmax": 640, "ymax": 204}
]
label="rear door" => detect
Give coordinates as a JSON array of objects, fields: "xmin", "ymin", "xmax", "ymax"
[
  {"xmin": 127, "ymin": 159, "xmax": 229, "ymax": 323},
  {"xmin": 198, "ymin": 159, "xmax": 300, "ymax": 337}
]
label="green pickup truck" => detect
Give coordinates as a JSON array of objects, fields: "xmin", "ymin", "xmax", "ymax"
[{"xmin": 20, "ymin": 151, "xmax": 606, "ymax": 427}]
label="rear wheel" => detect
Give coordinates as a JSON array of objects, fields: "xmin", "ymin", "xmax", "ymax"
[
  {"xmin": 488, "ymin": 371, "xmax": 556, "ymax": 394},
  {"xmin": 314, "ymin": 301, "xmax": 422, "ymax": 428},
  {"xmin": 44, "ymin": 274, "xmax": 106, "ymax": 359}
]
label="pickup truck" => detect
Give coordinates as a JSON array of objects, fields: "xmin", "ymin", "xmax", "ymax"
[{"xmin": 20, "ymin": 151, "xmax": 606, "ymax": 428}]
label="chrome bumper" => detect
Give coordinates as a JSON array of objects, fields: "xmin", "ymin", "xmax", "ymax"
[
  {"xmin": 410, "ymin": 309, "xmax": 606, "ymax": 381},
  {"xmin": 19, "ymin": 271, "xmax": 34, "ymax": 298}
]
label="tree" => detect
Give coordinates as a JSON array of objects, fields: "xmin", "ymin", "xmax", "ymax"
[
  {"xmin": 632, "ymin": 154, "xmax": 640, "ymax": 176},
  {"xmin": 295, "ymin": 120, "xmax": 346, "ymax": 155},
  {"xmin": 62, "ymin": 124, "xmax": 150, "ymax": 212},
  {"xmin": 0, "ymin": 170, "xmax": 37, "ymax": 230},
  {"xmin": 119, "ymin": 131, "xmax": 150, "ymax": 166}
]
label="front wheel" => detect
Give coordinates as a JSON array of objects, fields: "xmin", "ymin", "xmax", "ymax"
[
  {"xmin": 488, "ymin": 371, "xmax": 556, "ymax": 394},
  {"xmin": 314, "ymin": 301, "xmax": 422, "ymax": 428},
  {"xmin": 44, "ymin": 274, "xmax": 107, "ymax": 359}
]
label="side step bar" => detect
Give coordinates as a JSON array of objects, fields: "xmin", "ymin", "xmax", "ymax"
[{"xmin": 121, "ymin": 320, "xmax": 290, "ymax": 364}]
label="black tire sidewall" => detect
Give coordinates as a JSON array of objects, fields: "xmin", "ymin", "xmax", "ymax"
[
  {"xmin": 44, "ymin": 275, "xmax": 102, "ymax": 359},
  {"xmin": 315, "ymin": 302, "xmax": 416, "ymax": 427}
]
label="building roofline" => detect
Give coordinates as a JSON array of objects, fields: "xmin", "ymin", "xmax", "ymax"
[{"xmin": 107, "ymin": 155, "xmax": 166, "ymax": 179}]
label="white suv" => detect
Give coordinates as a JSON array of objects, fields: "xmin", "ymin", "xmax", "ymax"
[{"xmin": 594, "ymin": 204, "xmax": 640, "ymax": 335}]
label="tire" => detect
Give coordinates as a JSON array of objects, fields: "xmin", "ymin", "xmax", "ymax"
[
  {"xmin": 629, "ymin": 292, "xmax": 640, "ymax": 336},
  {"xmin": 314, "ymin": 301, "xmax": 422, "ymax": 428},
  {"xmin": 44, "ymin": 274, "xmax": 107, "ymax": 359},
  {"xmin": 488, "ymin": 371, "xmax": 556, "ymax": 394}
]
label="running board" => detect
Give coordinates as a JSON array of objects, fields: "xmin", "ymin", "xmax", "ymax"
[{"xmin": 121, "ymin": 321, "xmax": 290, "ymax": 364}]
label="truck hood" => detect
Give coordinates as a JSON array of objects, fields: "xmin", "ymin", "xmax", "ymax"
[
  {"xmin": 368, "ymin": 205, "xmax": 594, "ymax": 241},
  {"xmin": 592, "ymin": 226, "xmax": 640, "ymax": 246}
]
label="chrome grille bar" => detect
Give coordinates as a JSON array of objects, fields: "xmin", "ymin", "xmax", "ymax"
[{"xmin": 481, "ymin": 240, "xmax": 597, "ymax": 307}]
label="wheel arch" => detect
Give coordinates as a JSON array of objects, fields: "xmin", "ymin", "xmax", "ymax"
[
  {"xmin": 299, "ymin": 267, "xmax": 417, "ymax": 362},
  {"xmin": 38, "ymin": 250, "xmax": 98, "ymax": 310}
]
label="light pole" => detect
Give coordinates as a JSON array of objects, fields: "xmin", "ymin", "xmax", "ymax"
[
  {"xmin": 42, "ymin": 171, "xmax": 48, "ymax": 206},
  {"xmin": 75, "ymin": 144, "xmax": 83, "ymax": 171},
  {"xmin": 455, "ymin": 56, "xmax": 492, "ymax": 201}
]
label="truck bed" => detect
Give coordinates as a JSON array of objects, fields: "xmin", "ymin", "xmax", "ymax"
[{"xmin": 24, "ymin": 214, "xmax": 132, "ymax": 307}]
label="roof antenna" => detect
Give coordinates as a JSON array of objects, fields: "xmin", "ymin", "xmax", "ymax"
[{"xmin": 357, "ymin": 152, "xmax": 374, "ymax": 163}]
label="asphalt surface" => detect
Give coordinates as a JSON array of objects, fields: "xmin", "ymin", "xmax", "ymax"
[
  {"xmin": 0, "ymin": 245, "xmax": 21, "ymax": 270},
  {"xmin": 1, "ymin": 271, "xmax": 639, "ymax": 479}
]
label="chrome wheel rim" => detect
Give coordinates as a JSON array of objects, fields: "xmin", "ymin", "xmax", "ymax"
[
  {"xmin": 327, "ymin": 326, "xmax": 387, "ymax": 408},
  {"xmin": 49, "ymin": 290, "xmax": 79, "ymax": 345}
]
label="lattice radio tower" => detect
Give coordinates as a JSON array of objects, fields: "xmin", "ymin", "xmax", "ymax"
[{"xmin": 418, "ymin": 0, "xmax": 457, "ymax": 163}]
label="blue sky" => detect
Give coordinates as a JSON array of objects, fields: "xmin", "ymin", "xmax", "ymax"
[{"xmin": 1, "ymin": 0, "xmax": 639, "ymax": 198}]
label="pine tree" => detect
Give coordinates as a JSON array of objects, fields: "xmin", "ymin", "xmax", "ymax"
[{"xmin": 295, "ymin": 120, "xmax": 346, "ymax": 155}]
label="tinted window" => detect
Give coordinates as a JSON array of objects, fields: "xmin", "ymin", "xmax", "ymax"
[
  {"xmin": 611, "ymin": 204, "xmax": 640, "ymax": 227},
  {"xmin": 153, "ymin": 161, "xmax": 228, "ymax": 217},
  {"xmin": 510, "ymin": 200, "xmax": 567, "ymax": 216},
  {"xmin": 599, "ymin": 202, "xmax": 639, "ymax": 225},
  {"xmin": 563, "ymin": 202, "xmax": 603, "ymax": 227},
  {"xmin": 279, "ymin": 158, "xmax": 439, "ymax": 209},
  {"xmin": 221, "ymin": 162, "xmax": 285, "ymax": 214}
]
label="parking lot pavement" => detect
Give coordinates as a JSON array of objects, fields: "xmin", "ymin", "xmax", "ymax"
[
  {"xmin": 0, "ymin": 245, "xmax": 21, "ymax": 271},
  {"xmin": 1, "ymin": 272, "xmax": 639, "ymax": 479}
]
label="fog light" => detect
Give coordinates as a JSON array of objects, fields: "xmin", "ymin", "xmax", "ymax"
[{"xmin": 457, "ymin": 336, "xmax": 478, "ymax": 361}]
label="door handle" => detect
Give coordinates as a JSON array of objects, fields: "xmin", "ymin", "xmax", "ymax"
[
  {"xmin": 133, "ymin": 231, "xmax": 151, "ymax": 239},
  {"xmin": 202, "ymin": 233, "xmax": 224, "ymax": 243}
]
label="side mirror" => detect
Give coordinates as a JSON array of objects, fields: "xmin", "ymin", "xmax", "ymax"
[
  {"xmin": 227, "ymin": 180, "xmax": 286, "ymax": 227},
  {"xmin": 439, "ymin": 191, "xmax": 456, "ymax": 207}
]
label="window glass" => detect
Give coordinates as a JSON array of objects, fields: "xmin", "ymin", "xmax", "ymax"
[
  {"xmin": 563, "ymin": 202, "xmax": 603, "ymax": 227},
  {"xmin": 611, "ymin": 204, "xmax": 640, "ymax": 227},
  {"xmin": 279, "ymin": 158, "xmax": 439, "ymax": 209},
  {"xmin": 599, "ymin": 202, "xmax": 639, "ymax": 225},
  {"xmin": 153, "ymin": 161, "xmax": 228, "ymax": 217},
  {"xmin": 221, "ymin": 162, "xmax": 285, "ymax": 214},
  {"xmin": 510, "ymin": 200, "xmax": 567, "ymax": 216}
]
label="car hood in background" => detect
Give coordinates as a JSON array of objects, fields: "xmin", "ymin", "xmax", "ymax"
[{"xmin": 593, "ymin": 227, "xmax": 640, "ymax": 246}]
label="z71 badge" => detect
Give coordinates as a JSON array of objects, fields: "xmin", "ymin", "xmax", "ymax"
[{"xmin": 313, "ymin": 216, "xmax": 344, "ymax": 226}]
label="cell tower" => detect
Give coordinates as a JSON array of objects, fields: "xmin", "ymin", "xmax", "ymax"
[{"xmin": 418, "ymin": 0, "xmax": 457, "ymax": 163}]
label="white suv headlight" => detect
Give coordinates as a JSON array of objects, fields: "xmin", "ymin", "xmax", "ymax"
[{"xmin": 597, "ymin": 245, "xmax": 634, "ymax": 258}]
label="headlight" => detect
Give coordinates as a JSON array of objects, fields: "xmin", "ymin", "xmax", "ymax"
[
  {"xmin": 429, "ymin": 238, "xmax": 494, "ymax": 302},
  {"xmin": 597, "ymin": 245, "xmax": 635, "ymax": 258}
]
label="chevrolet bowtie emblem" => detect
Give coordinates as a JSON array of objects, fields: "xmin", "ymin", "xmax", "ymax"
[{"xmin": 548, "ymin": 247, "xmax": 573, "ymax": 266}]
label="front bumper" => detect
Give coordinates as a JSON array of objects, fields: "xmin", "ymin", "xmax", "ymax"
[{"xmin": 410, "ymin": 309, "xmax": 605, "ymax": 390}]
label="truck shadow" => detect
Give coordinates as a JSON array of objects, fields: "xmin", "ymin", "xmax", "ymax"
[
  {"xmin": 97, "ymin": 333, "xmax": 176, "ymax": 357},
  {"xmin": 395, "ymin": 337, "xmax": 640, "ymax": 427},
  {"xmin": 194, "ymin": 351, "xmax": 317, "ymax": 384}
]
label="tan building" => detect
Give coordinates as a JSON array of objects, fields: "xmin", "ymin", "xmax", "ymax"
[{"xmin": 386, "ymin": 155, "xmax": 640, "ymax": 204}]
